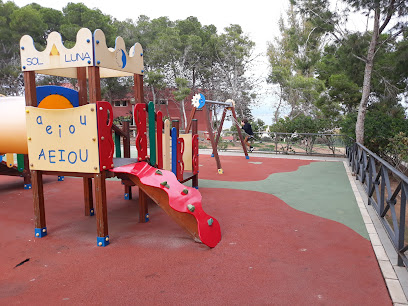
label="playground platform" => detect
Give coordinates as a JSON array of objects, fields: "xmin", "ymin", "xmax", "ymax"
[{"xmin": 0, "ymin": 152, "xmax": 406, "ymax": 305}]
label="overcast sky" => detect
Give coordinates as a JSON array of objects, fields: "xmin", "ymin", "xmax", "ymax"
[{"xmin": 11, "ymin": 0, "xmax": 290, "ymax": 124}]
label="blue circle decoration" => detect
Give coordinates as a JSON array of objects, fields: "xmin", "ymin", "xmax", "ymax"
[{"xmin": 197, "ymin": 93, "xmax": 206, "ymax": 109}]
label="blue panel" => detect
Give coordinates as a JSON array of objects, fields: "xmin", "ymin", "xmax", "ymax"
[
  {"xmin": 245, "ymin": 156, "xmax": 250, "ymax": 159},
  {"xmin": 97, "ymin": 236, "xmax": 110, "ymax": 247},
  {"xmin": 24, "ymin": 184, "xmax": 32, "ymax": 190},
  {"xmin": 90, "ymin": 209, "xmax": 94, "ymax": 216},
  {"xmin": 171, "ymin": 127, "xmax": 177, "ymax": 177},
  {"xmin": 58, "ymin": 176, "xmax": 64, "ymax": 181},
  {"xmin": 35, "ymin": 227, "xmax": 47, "ymax": 238},
  {"xmin": 0, "ymin": 155, "xmax": 3, "ymax": 162},
  {"xmin": 145, "ymin": 213, "xmax": 149, "ymax": 222},
  {"xmin": 124, "ymin": 193, "xmax": 130, "ymax": 200},
  {"xmin": 36, "ymin": 85, "xmax": 79, "ymax": 107}
]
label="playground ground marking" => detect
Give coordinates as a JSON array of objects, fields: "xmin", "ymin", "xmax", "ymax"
[{"xmin": 343, "ymin": 161, "xmax": 408, "ymax": 305}]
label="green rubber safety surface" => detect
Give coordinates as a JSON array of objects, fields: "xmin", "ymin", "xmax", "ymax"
[{"xmin": 197, "ymin": 161, "xmax": 368, "ymax": 239}]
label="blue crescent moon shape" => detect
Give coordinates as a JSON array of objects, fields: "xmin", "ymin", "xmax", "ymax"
[
  {"xmin": 198, "ymin": 93, "xmax": 206, "ymax": 109},
  {"xmin": 121, "ymin": 49, "xmax": 127, "ymax": 68}
]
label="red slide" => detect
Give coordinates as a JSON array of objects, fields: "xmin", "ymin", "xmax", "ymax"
[{"xmin": 113, "ymin": 162, "xmax": 221, "ymax": 248}]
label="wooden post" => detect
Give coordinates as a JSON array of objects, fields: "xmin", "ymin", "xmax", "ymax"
[
  {"xmin": 205, "ymin": 105, "xmax": 223, "ymax": 173},
  {"xmin": 24, "ymin": 71, "xmax": 47, "ymax": 235},
  {"xmin": 231, "ymin": 107, "xmax": 249, "ymax": 158},
  {"xmin": 94, "ymin": 171, "xmax": 108, "ymax": 240},
  {"xmin": 122, "ymin": 120, "xmax": 131, "ymax": 158},
  {"xmin": 192, "ymin": 119, "xmax": 199, "ymax": 188},
  {"xmin": 32, "ymin": 170, "xmax": 46, "ymax": 231},
  {"xmin": 134, "ymin": 74, "xmax": 144, "ymax": 104},
  {"xmin": 23, "ymin": 154, "xmax": 31, "ymax": 189},
  {"xmin": 77, "ymin": 67, "xmax": 87, "ymax": 106},
  {"xmin": 23, "ymin": 71, "xmax": 37, "ymax": 107},
  {"xmin": 185, "ymin": 106, "xmax": 197, "ymax": 133},
  {"xmin": 88, "ymin": 66, "xmax": 101, "ymax": 103},
  {"xmin": 214, "ymin": 108, "xmax": 227, "ymax": 153},
  {"xmin": 84, "ymin": 178, "xmax": 94, "ymax": 216},
  {"xmin": 77, "ymin": 67, "xmax": 95, "ymax": 214},
  {"xmin": 139, "ymin": 188, "xmax": 149, "ymax": 223}
]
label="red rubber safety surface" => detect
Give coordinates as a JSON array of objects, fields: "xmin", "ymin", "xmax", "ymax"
[
  {"xmin": 0, "ymin": 175, "xmax": 391, "ymax": 305},
  {"xmin": 198, "ymin": 154, "xmax": 315, "ymax": 181}
]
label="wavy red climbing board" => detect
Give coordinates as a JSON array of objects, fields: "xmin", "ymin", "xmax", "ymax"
[{"xmin": 112, "ymin": 162, "xmax": 221, "ymax": 248}]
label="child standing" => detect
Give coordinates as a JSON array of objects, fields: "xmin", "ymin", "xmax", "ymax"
[{"xmin": 241, "ymin": 119, "xmax": 254, "ymax": 152}]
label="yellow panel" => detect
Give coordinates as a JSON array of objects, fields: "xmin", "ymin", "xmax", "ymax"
[
  {"xmin": 20, "ymin": 28, "xmax": 93, "ymax": 73},
  {"xmin": 162, "ymin": 119, "xmax": 171, "ymax": 171},
  {"xmin": 25, "ymin": 105, "xmax": 99, "ymax": 173},
  {"xmin": 180, "ymin": 134, "xmax": 192, "ymax": 171},
  {"xmin": 94, "ymin": 29, "xmax": 144, "ymax": 76},
  {"xmin": 38, "ymin": 95, "xmax": 73, "ymax": 109}
]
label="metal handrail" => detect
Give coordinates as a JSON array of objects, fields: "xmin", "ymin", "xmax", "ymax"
[
  {"xmin": 347, "ymin": 142, "xmax": 408, "ymax": 266},
  {"xmin": 214, "ymin": 132, "xmax": 351, "ymax": 157}
]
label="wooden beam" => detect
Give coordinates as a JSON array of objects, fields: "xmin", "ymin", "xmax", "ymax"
[
  {"xmin": 23, "ymin": 71, "xmax": 37, "ymax": 106},
  {"xmin": 88, "ymin": 66, "xmax": 101, "ymax": 103},
  {"xmin": 134, "ymin": 74, "xmax": 144, "ymax": 104},
  {"xmin": 83, "ymin": 178, "xmax": 94, "ymax": 216},
  {"xmin": 77, "ymin": 67, "xmax": 87, "ymax": 106},
  {"xmin": 214, "ymin": 108, "xmax": 227, "ymax": 151},
  {"xmin": 205, "ymin": 105, "xmax": 222, "ymax": 172},
  {"xmin": 185, "ymin": 106, "xmax": 197, "ymax": 133},
  {"xmin": 139, "ymin": 188, "xmax": 149, "ymax": 223},
  {"xmin": 94, "ymin": 172, "xmax": 108, "ymax": 237},
  {"xmin": 231, "ymin": 107, "xmax": 248, "ymax": 158},
  {"xmin": 31, "ymin": 170, "xmax": 46, "ymax": 229}
]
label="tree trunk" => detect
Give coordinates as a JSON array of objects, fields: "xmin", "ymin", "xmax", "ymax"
[{"xmin": 355, "ymin": 8, "xmax": 380, "ymax": 144}]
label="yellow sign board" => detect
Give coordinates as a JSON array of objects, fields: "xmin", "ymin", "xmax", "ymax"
[{"xmin": 25, "ymin": 105, "xmax": 100, "ymax": 173}]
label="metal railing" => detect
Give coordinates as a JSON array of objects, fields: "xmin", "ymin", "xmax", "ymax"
[
  {"xmin": 347, "ymin": 142, "xmax": 408, "ymax": 266},
  {"xmin": 206, "ymin": 132, "xmax": 351, "ymax": 157}
]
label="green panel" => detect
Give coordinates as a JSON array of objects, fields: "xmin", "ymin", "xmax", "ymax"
[
  {"xmin": 17, "ymin": 154, "xmax": 24, "ymax": 172},
  {"xmin": 148, "ymin": 101, "xmax": 156, "ymax": 166},
  {"xmin": 114, "ymin": 133, "xmax": 121, "ymax": 158}
]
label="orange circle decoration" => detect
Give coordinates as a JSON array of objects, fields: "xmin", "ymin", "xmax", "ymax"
[{"xmin": 38, "ymin": 94, "xmax": 74, "ymax": 109}]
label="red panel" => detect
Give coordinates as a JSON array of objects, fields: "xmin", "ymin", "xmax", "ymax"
[
  {"xmin": 192, "ymin": 134, "xmax": 199, "ymax": 175},
  {"xmin": 156, "ymin": 111, "xmax": 163, "ymax": 169},
  {"xmin": 135, "ymin": 103, "xmax": 147, "ymax": 161},
  {"xmin": 112, "ymin": 162, "xmax": 221, "ymax": 248},
  {"xmin": 96, "ymin": 101, "xmax": 114, "ymax": 170},
  {"xmin": 177, "ymin": 137, "xmax": 184, "ymax": 181}
]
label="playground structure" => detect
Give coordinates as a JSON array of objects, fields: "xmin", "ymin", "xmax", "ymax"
[
  {"xmin": 186, "ymin": 94, "xmax": 249, "ymax": 174},
  {"xmin": 0, "ymin": 28, "xmax": 221, "ymax": 247},
  {"xmin": 0, "ymin": 97, "xmax": 32, "ymax": 189}
]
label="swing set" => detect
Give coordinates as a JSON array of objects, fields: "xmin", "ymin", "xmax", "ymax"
[{"xmin": 185, "ymin": 94, "xmax": 249, "ymax": 174}]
